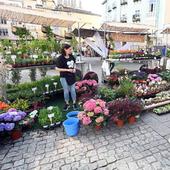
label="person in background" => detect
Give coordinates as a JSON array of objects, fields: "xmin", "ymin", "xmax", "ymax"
[
  {"xmin": 56, "ymin": 44, "xmax": 78, "ymax": 111},
  {"xmin": 161, "ymin": 45, "xmax": 167, "ymax": 57}
]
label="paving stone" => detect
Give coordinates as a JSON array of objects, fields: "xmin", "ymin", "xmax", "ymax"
[
  {"xmin": 40, "ymin": 157, "xmax": 50, "ymax": 165},
  {"xmin": 28, "ymin": 161, "xmax": 40, "ymax": 169},
  {"xmin": 1, "ymin": 163, "xmax": 13, "ymax": 170},
  {"xmin": 105, "ymin": 156, "xmax": 117, "ymax": 164},
  {"xmin": 146, "ymin": 156, "xmax": 157, "ymax": 163},
  {"xmin": 13, "ymin": 159, "xmax": 25, "ymax": 167},
  {"xmin": 86, "ymin": 150, "xmax": 97, "ymax": 157},
  {"xmin": 152, "ymin": 161, "xmax": 162, "ymax": 169},
  {"xmin": 70, "ymin": 162, "xmax": 80, "ymax": 169},
  {"xmin": 97, "ymin": 159, "xmax": 107, "ymax": 168},
  {"xmin": 25, "ymin": 157, "xmax": 35, "ymax": 164},
  {"xmin": 88, "ymin": 162, "xmax": 98, "ymax": 170},
  {"xmin": 1, "ymin": 108, "xmax": 170, "ymax": 170},
  {"xmin": 40, "ymin": 163, "xmax": 52, "ymax": 170},
  {"xmin": 61, "ymin": 164, "xmax": 71, "ymax": 170},
  {"xmin": 117, "ymin": 163, "xmax": 129, "ymax": 170},
  {"xmin": 137, "ymin": 159, "xmax": 148, "ymax": 168},
  {"xmin": 52, "ymin": 159, "xmax": 65, "ymax": 168},
  {"xmin": 128, "ymin": 162, "xmax": 138, "ymax": 170},
  {"xmin": 80, "ymin": 158, "xmax": 90, "ymax": 164},
  {"xmin": 97, "ymin": 147, "xmax": 107, "ymax": 154},
  {"xmin": 90, "ymin": 155, "xmax": 99, "ymax": 163},
  {"xmin": 65, "ymin": 157, "xmax": 75, "ymax": 164}
]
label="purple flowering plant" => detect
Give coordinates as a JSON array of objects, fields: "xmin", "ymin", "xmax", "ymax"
[{"xmin": 0, "ymin": 108, "xmax": 27, "ymax": 132}]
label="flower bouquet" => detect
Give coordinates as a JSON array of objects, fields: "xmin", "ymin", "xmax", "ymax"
[
  {"xmin": 78, "ymin": 99, "xmax": 109, "ymax": 130},
  {"xmin": 75, "ymin": 80, "xmax": 98, "ymax": 103}
]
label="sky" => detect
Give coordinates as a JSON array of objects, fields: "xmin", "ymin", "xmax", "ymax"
[{"xmin": 81, "ymin": 0, "xmax": 104, "ymax": 15}]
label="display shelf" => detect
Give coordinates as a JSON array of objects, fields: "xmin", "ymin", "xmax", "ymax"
[{"xmin": 144, "ymin": 100, "xmax": 170, "ymax": 110}]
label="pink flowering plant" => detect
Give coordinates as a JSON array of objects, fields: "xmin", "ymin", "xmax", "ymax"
[
  {"xmin": 78, "ymin": 99, "xmax": 110, "ymax": 127},
  {"xmin": 75, "ymin": 80, "xmax": 98, "ymax": 102}
]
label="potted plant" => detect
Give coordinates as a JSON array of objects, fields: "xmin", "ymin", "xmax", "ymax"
[
  {"xmin": 98, "ymin": 87, "xmax": 117, "ymax": 102},
  {"xmin": 75, "ymin": 80, "xmax": 98, "ymax": 103},
  {"xmin": 10, "ymin": 99, "xmax": 30, "ymax": 111},
  {"xmin": 128, "ymin": 99, "xmax": 143, "ymax": 124},
  {"xmin": 38, "ymin": 106, "xmax": 62, "ymax": 129},
  {"xmin": 108, "ymin": 98, "xmax": 143, "ymax": 126},
  {"xmin": 107, "ymin": 72, "xmax": 119, "ymax": 87},
  {"xmin": 108, "ymin": 99, "xmax": 127, "ymax": 127},
  {"xmin": 78, "ymin": 99, "xmax": 110, "ymax": 130},
  {"xmin": 116, "ymin": 78, "xmax": 134, "ymax": 98},
  {"xmin": 0, "ymin": 108, "xmax": 27, "ymax": 140}
]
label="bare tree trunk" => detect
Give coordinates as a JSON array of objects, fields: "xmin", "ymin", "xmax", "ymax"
[{"xmin": 0, "ymin": 65, "xmax": 7, "ymax": 100}]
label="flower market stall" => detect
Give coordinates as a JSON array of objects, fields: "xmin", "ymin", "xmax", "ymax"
[{"xmin": 1, "ymin": 61, "xmax": 170, "ymax": 140}]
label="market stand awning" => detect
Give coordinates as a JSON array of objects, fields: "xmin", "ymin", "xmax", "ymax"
[
  {"xmin": 101, "ymin": 22, "xmax": 152, "ymax": 34},
  {"xmin": 0, "ymin": 4, "xmax": 75, "ymax": 27},
  {"xmin": 72, "ymin": 28, "xmax": 106, "ymax": 38},
  {"xmin": 161, "ymin": 28, "xmax": 170, "ymax": 34}
]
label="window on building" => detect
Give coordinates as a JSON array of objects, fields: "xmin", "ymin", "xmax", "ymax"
[
  {"xmin": 0, "ymin": 29, "xmax": 8, "ymax": 36},
  {"xmin": 27, "ymin": 5, "xmax": 32, "ymax": 9},
  {"xmin": 0, "ymin": 18, "xmax": 7, "ymax": 24},
  {"xmin": 135, "ymin": 10, "xmax": 140, "ymax": 15},
  {"xmin": 149, "ymin": 3, "xmax": 154, "ymax": 12}
]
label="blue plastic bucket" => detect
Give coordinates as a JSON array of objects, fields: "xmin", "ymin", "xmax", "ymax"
[
  {"xmin": 63, "ymin": 118, "xmax": 80, "ymax": 137},
  {"xmin": 66, "ymin": 111, "xmax": 80, "ymax": 119}
]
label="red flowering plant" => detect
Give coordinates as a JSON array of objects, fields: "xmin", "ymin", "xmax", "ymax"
[
  {"xmin": 108, "ymin": 98, "xmax": 143, "ymax": 122},
  {"xmin": 107, "ymin": 72, "xmax": 119, "ymax": 87},
  {"xmin": 75, "ymin": 80, "xmax": 98, "ymax": 102},
  {"xmin": 77, "ymin": 99, "xmax": 110, "ymax": 127}
]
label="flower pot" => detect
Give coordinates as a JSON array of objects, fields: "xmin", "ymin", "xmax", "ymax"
[
  {"xmin": 55, "ymin": 122, "xmax": 61, "ymax": 127},
  {"xmin": 11, "ymin": 129, "xmax": 22, "ymax": 140},
  {"xmin": 128, "ymin": 116, "xmax": 136, "ymax": 125},
  {"xmin": 95, "ymin": 125, "xmax": 102, "ymax": 131},
  {"xmin": 115, "ymin": 119, "xmax": 124, "ymax": 128},
  {"xmin": 43, "ymin": 125, "xmax": 49, "ymax": 129}
]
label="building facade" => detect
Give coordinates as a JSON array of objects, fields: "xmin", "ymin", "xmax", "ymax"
[
  {"xmin": 102, "ymin": 0, "xmax": 170, "ymax": 45},
  {"xmin": 0, "ymin": 0, "xmax": 100, "ymax": 40}
]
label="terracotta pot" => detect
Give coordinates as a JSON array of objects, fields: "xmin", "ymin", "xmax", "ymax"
[
  {"xmin": 11, "ymin": 129, "xmax": 22, "ymax": 140},
  {"xmin": 128, "ymin": 116, "xmax": 136, "ymax": 125},
  {"xmin": 95, "ymin": 125, "xmax": 102, "ymax": 131},
  {"xmin": 116, "ymin": 119, "xmax": 124, "ymax": 128}
]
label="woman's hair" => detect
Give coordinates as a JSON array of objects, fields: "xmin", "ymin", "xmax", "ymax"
[{"xmin": 61, "ymin": 44, "xmax": 71, "ymax": 56}]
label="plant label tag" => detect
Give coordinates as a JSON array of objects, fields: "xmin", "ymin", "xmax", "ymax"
[{"xmin": 48, "ymin": 113, "xmax": 54, "ymax": 119}]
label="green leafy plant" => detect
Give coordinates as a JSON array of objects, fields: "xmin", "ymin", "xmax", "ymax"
[
  {"xmin": 159, "ymin": 71, "xmax": 170, "ymax": 82},
  {"xmin": 98, "ymin": 87, "xmax": 117, "ymax": 102},
  {"xmin": 38, "ymin": 108, "xmax": 50, "ymax": 126},
  {"xmin": 6, "ymin": 76, "xmax": 62, "ymax": 103},
  {"xmin": 10, "ymin": 98, "xmax": 30, "ymax": 111},
  {"xmin": 38, "ymin": 106, "xmax": 63, "ymax": 127},
  {"xmin": 116, "ymin": 78, "xmax": 134, "ymax": 97}
]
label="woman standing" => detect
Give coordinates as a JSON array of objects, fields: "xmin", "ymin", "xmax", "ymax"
[{"xmin": 56, "ymin": 44, "xmax": 78, "ymax": 111}]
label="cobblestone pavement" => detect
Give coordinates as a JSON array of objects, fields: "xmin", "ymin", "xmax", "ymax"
[{"xmin": 0, "ymin": 113, "xmax": 170, "ymax": 170}]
